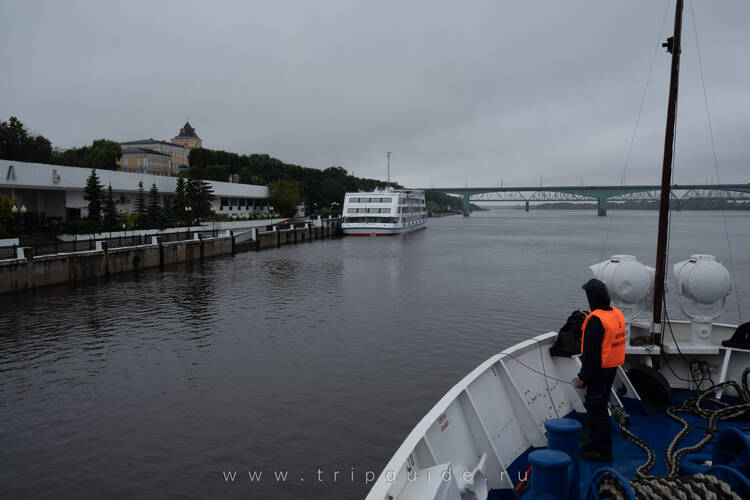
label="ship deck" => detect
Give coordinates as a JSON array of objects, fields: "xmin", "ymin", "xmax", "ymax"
[{"xmin": 495, "ymin": 389, "xmax": 750, "ymax": 499}]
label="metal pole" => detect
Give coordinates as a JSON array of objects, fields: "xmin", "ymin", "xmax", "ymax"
[
  {"xmin": 386, "ymin": 151, "xmax": 391, "ymax": 184},
  {"xmin": 653, "ymin": 0, "xmax": 683, "ymax": 345}
]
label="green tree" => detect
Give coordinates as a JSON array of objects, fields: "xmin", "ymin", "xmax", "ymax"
[
  {"xmin": 135, "ymin": 180, "xmax": 147, "ymax": 227},
  {"xmin": 85, "ymin": 139, "xmax": 122, "ymax": 170},
  {"xmin": 147, "ymin": 183, "xmax": 164, "ymax": 229},
  {"xmin": 184, "ymin": 173, "xmax": 215, "ymax": 223},
  {"xmin": 426, "ymin": 201, "xmax": 441, "ymax": 213},
  {"xmin": 269, "ymin": 179, "xmax": 302, "ymax": 218},
  {"xmin": 84, "ymin": 169, "xmax": 104, "ymax": 228},
  {"xmin": 0, "ymin": 116, "xmax": 52, "ymax": 162},
  {"xmin": 187, "ymin": 147, "xmax": 386, "ymax": 209},
  {"xmin": 50, "ymin": 139, "xmax": 122, "ymax": 170},
  {"xmin": 185, "ymin": 176, "xmax": 200, "ymax": 225},
  {"xmin": 197, "ymin": 178, "xmax": 215, "ymax": 220},
  {"xmin": 0, "ymin": 194, "xmax": 17, "ymax": 237},
  {"xmin": 174, "ymin": 176, "xmax": 188, "ymax": 226},
  {"xmin": 103, "ymin": 184, "xmax": 119, "ymax": 232}
]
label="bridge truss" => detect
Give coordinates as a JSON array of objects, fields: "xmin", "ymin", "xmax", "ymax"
[{"xmin": 420, "ymin": 184, "xmax": 750, "ymax": 216}]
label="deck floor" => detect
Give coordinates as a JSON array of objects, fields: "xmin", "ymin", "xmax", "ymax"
[{"xmin": 496, "ymin": 389, "xmax": 750, "ymax": 499}]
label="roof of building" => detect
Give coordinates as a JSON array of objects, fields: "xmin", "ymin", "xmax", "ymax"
[
  {"xmin": 174, "ymin": 121, "xmax": 200, "ymax": 139},
  {"xmin": 1, "ymin": 159, "xmax": 269, "ymax": 198},
  {"xmin": 121, "ymin": 147, "xmax": 171, "ymax": 157},
  {"xmin": 120, "ymin": 138, "xmax": 188, "ymax": 149}
]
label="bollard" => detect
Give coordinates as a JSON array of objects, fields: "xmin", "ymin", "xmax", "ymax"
[
  {"xmin": 545, "ymin": 418, "xmax": 581, "ymax": 500},
  {"xmin": 528, "ymin": 449, "xmax": 571, "ymax": 500}
]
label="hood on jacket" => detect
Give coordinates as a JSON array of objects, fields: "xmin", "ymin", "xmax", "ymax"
[{"xmin": 583, "ymin": 278, "xmax": 611, "ymax": 311}]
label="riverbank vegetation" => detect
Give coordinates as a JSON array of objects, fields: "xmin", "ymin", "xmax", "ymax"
[
  {"xmin": 74, "ymin": 170, "xmax": 216, "ymax": 234},
  {"xmin": 1, "ymin": 116, "xmax": 122, "ymax": 169}
]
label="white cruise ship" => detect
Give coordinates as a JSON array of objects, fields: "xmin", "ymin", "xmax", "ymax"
[{"xmin": 341, "ymin": 187, "xmax": 426, "ymax": 236}]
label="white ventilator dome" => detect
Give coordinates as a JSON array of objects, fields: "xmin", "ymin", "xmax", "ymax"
[
  {"xmin": 673, "ymin": 255, "xmax": 731, "ymax": 345},
  {"xmin": 590, "ymin": 255, "xmax": 654, "ymax": 343}
]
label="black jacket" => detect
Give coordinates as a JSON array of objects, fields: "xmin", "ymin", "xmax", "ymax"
[{"xmin": 578, "ymin": 279, "xmax": 613, "ymax": 386}]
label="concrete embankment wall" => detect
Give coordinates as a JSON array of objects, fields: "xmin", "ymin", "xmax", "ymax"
[
  {"xmin": 255, "ymin": 223, "xmax": 338, "ymax": 250},
  {"xmin": 1, "ymin": 220, "xmax": 341, "ymax": 294},
  {"xmin": 0, "ymin": 236, "xmax": 232, "ymax": 294}
]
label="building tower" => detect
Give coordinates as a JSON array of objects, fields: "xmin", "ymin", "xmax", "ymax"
[{"xmin": 172, "ymin": 121, "xmax": 202, "ymax": 150}]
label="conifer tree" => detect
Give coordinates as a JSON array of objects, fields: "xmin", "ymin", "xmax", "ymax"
[
  {"xmin": 103, "ymin": 184, "xmax": 119, "ymax": 232},
  {"xmin": 135, "ymin": 180, "xmax": 147, "ymax": 227},
  {"xmin": 175, "ymin": 176, "xmax": 187, "ymax": 226},
  {"xmin": 198, "ymin": 179, "xmax": 215, "ymax": 219},
  {"xmin": 84, "ymin": 169, "xmax": 104, "ymax": 228},
  {"xmin": 185, "ymin": 176, "xmax": 201, "ymax": 225},
  {"xmin": 147, "ymin": 183, "xmax": 164, "ymax": 229}
]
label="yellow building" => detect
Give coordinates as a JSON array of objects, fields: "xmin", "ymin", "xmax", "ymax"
[
  {"xmin": 119, "ymin": 148, "xmax": 172, "ymax": 176},
  {"xmin": 118, "ymin": 121, "xmax": 202, "ymax": 175}
]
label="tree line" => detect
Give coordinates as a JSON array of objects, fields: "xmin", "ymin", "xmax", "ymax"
[
  {"xmin": 1, "ymin": 116, "xmax": 122, "ymax": 169},
  {"xmin": 188, "ymin": 148, "xmax": 392, "ymax": 211},
  {"xmin": 188, "ymin": 147, "xmax": 459, "ymax": 213},
  {"xmin": 82, "ymin": 170, "xmax": 215, "ymax": 233},
  {"xmin": 2, "ymin": 115, "xmax": 461, "ymax": 219}
]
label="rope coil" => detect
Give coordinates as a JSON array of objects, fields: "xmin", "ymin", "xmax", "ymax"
[{"xmin": 599, "ymin": 367, "xmax": 750, "ymax": 498}]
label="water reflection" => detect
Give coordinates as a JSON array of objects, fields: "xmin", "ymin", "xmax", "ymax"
[{"xmin": 0, "ymin": 211, "xmax": 747, "ymax": 500}]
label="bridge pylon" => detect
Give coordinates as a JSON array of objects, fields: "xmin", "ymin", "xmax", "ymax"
[
  {"xmin": 597, "ymin": 197, "xmax": 607, "ymax": 216},
  {"xmin": 462, "ymin": 194, "xmax": 471, "ymax": 217}
]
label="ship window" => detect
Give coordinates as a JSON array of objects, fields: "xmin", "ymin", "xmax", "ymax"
[{"xmin": 347, "ymin": 208, "xmax": 357, "ymax": 213}]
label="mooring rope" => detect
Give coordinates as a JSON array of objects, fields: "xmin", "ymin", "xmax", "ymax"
[{"xmin": 599, "ymin": 367, "xmax": 750, "ymax": 498}]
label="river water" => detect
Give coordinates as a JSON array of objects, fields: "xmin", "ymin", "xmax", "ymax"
[{"xmin": 1, "ymin": 210, "xmax": 748, "ymax": 499}]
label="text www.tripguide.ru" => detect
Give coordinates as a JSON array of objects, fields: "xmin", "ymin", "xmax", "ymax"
[
  {"xmin": 222, "ymin": 468, "xmax": 528, "ymax": 485},
  {"xmin": 222, "ymin": 469, "xmax": 380, "ymax": 485}
]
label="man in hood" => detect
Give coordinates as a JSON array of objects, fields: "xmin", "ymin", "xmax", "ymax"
[{"xmin": 575, "ymin": 278, "xmax": 626, "ymax": 462}]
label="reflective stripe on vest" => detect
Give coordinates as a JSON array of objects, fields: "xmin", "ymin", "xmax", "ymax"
[{"xmin": 580, "ymin": 307, "xmax": 626, "ymax": 368}]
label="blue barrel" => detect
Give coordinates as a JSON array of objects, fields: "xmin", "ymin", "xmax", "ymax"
[
  {"xmin": 529, "ymin": 449, "xmax": 571, "ymax": 500},
  {"xmin": 545, "ymin": 418, "xmax": 582, "ymax": 500}
]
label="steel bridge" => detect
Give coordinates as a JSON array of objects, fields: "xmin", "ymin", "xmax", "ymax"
[{"xmin": 418, "ymin": 184, "xmax": 750, "ymax": 216}]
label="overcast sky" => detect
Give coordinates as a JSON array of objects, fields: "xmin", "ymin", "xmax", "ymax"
[{"xmin": 1, "ymin": 1, "xmax": 748, "ymax": 187}]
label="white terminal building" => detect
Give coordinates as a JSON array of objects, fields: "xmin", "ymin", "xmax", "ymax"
[{"xmin": 0, "ymin": 159, "xmax": 270, "ymax": 222}]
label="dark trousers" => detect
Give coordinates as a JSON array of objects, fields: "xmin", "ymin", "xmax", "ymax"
[{"xmin": 584, "ymin": 367, "xmax": 617, "ymax": 454}]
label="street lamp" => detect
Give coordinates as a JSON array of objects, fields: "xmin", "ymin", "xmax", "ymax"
[
  {"xmin": 185, "ymin": 205, "xmax": 192, "ymax": 233},
  {"xmin": 11, "ymin": 205, "xmax": 26, "ymax": 241}
]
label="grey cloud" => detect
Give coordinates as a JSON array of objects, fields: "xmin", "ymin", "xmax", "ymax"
[{"xmin": 1, "ymin": 0, "xmax": 748, "ymax": 188}]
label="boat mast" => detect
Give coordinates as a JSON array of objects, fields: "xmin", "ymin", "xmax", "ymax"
[
  {"xmin": 387, "ymin": 151, "xmax": 391, "ymax": 184},
  {"xmin": 652, "ymin": 0, "xmax": 684, "ymax": 345}
]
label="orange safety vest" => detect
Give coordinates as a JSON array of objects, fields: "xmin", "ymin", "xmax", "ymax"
[{"xmin": 580, "ymin": 307, "xmax": 626, "ymax": 368}]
